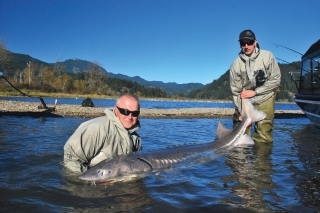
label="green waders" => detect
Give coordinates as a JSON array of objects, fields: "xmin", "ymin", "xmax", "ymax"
[{"xmin": 233, "ymin": 95, "xmax": 275, "ymax": 143}]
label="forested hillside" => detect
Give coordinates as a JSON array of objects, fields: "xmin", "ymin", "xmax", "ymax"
[
  {"xmin": 0, "ymin": 45, "xmax": 301, "ymax": 101},
  {"xmin": 0, "ymin": 49, "xmax": 203, "ymax": 97},
  {"xmin": 0, "ymin": 50, "xmax": 168, "ymax": 98},
  {"xmin": 187, "ymin": 62, "xmax": 301, "ymax": 102}
]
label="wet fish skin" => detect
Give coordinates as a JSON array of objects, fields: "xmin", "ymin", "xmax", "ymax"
[{"xmin": 79, "ymin": 99, "xmax": 265, "ymax": 182}]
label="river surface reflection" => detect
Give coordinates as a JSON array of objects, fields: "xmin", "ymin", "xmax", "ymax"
[
  {"xmin": 0, "ymin": 113, "xmax": 319, "ymax": 212},
  {"xmin": 0, "ymin": 96, "xmax": 300, "ymax": 110}
]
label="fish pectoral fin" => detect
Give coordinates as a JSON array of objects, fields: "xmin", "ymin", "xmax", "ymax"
[
  {"xmin": 137, "ymin": 157, "xmax": 153, "ymax": 170},
  {"xmin": 234, "ymin": 134, "xmax": 254, "ymax": 147}
]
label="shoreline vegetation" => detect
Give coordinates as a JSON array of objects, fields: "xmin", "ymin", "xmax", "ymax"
[{"xmin": 0, "ymin": 99, "xmax": 305, "ymax": 119}]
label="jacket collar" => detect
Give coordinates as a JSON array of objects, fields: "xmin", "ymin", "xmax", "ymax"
[{"xmin": 239, "ymin": 47, "xmax": 260, "ymax": 61}]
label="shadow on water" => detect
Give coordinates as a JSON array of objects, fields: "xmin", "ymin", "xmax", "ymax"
[
  {"xmin": 60, "ymin": 169, "xmax": 154, "ymax": 212},
  {"xmin": 223, "ymin": 122, "xmax": 320, "ymax": 213},
  {"xmin": 224, "ymin": 144, "xmax": 275, "ymax": 212},
  {"xmin": 291, "ymin": 124, "xmax": 320, "ymax": 208}
]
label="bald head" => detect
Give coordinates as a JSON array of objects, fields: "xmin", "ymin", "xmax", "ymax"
[
  {"xmin": 114, "ymin": 93, "xmax": 140, "ymax": 129},
  {"xmin": 116, "ymin": 93, "xmax": 140, "ymax": 109}
]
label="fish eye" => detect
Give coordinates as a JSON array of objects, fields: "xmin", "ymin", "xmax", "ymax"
[{"xmin": 108, "ymin": 171, "xmax": 112, "ymax": 174}]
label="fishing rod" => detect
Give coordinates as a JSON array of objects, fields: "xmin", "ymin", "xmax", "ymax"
[
  {"xmin": 274, "ymin": 43, "xmax": 320, "ymax": 66},
  {"xmin": 0, "ymin": 71, "xmax": 56, "ymax": 111},
  {"xmin": 275, "ymin": 57, "xmax": 310, "ymax": 73},
  {"xmin": 274, "ymin": 43, "xmax": 304, "ymax": 56},
  {"xmin": 275, "ymin": 57, "xmax": 302, "ymax": 91}
]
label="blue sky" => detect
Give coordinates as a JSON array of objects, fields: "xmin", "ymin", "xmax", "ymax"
[{"xmin": 1, "ymin": 0, "xmax": 319, "ymax": 84}]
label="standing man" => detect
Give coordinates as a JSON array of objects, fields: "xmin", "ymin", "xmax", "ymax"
[
  {"xmin": 63, "ymin": 93, "xmax": 142, "ymax": 173},
  {"xmin": 229, "ymin": 29, "xmax": 281, "ymax": 143}
]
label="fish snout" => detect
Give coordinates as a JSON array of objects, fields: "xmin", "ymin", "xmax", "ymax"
[
  {"xmin": 79, "ymin": 169, "xmax": 106, "ymax": 181},
  {"xmin": 79, "ymin": 166, "xmax": 119, "ymax": 181}
]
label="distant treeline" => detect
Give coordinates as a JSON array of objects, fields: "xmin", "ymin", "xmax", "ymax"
[
  {"xmin": 187, "ymin": 62, "xmax": 300, "ymax": 102},
  {"xmin": 0, "ymin": 65, "xmax": 168, "ymax": 98}
]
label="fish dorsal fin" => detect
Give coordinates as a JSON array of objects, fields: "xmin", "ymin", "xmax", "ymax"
[{"xmin": 215, "ymin": 121, "xmax": 232, "ymax": 140}]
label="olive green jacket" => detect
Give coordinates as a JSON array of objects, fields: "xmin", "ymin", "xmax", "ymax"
[
  {"xmin": 229, "ymin": 48, "xmax": 281, "ymax": 111},
  {"xmin": 63, "ymin": 109, "xmax": 141, "ymax": 173}
]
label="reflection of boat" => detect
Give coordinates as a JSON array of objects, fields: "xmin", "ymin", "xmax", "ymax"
[{"xmin": 290, "ymin": 39, "xmax": 320, "ymax": 126}]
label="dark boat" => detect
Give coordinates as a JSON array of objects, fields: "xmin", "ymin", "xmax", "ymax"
[{"xmin": 290, "ymin": 39, "xmax": 320, "ymax": 126}]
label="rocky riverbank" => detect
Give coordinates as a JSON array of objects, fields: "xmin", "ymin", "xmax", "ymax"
[{"xmin": 0, "ymin": 100, "xmax": 305, "ymax": 118}]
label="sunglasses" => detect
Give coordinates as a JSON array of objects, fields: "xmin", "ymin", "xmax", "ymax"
[
  {"xmin": 116, "ymin": 106, "xmax": 140, "ymax": 117},
  {"xmin": 240, "ymin": 40, "xmax": 255, "ymax": 47}
]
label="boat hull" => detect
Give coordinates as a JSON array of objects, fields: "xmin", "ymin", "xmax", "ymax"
[{"xmin": 295, "ymin": 94, "xmax": 320, "ymax": 127}]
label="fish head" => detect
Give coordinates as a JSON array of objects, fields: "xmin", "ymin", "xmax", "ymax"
[{"xmin": 79, "ymin": 155, "xmax": 143, "ymax": 182}]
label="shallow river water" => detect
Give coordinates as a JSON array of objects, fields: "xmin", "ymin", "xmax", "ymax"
[{"xmin": 0, "ymin": 100, "xmax": 319, "ymax": 212}]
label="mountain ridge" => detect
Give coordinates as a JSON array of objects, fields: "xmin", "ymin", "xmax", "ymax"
[
  {"xmin": 53, "ymin": 58, "xmax": 205, "ymax": 95},
  {"xmin": 0, "ymin": 51, "xmax": 205, "ymax": 95},
  {"xmin": 0, "ymin": 50, "xmax": 299, "ymax": 101}
]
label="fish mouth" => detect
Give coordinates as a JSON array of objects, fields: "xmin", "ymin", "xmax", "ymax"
[
  {"xmin": 78, "ymin": 175, "xmax": 95, "ymax": 181},
  {"xmin": 79, "ymin": 174, "xmax": 145, "ymax": 184}
]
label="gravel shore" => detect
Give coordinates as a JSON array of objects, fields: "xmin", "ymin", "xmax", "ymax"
[{"xmin": 0, "ymin": 100, "xmax": 305, "ymax": 119}]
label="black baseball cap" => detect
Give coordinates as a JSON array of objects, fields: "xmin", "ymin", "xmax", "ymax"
[{"xmin": 238, "ymin": 30, "xmax": 256, "ymax": 41}]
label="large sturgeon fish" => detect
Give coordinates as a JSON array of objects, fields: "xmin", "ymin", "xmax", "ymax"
[{"xmin": 79, "ymin": 99, "xmax": 265, "ymax": 182}]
